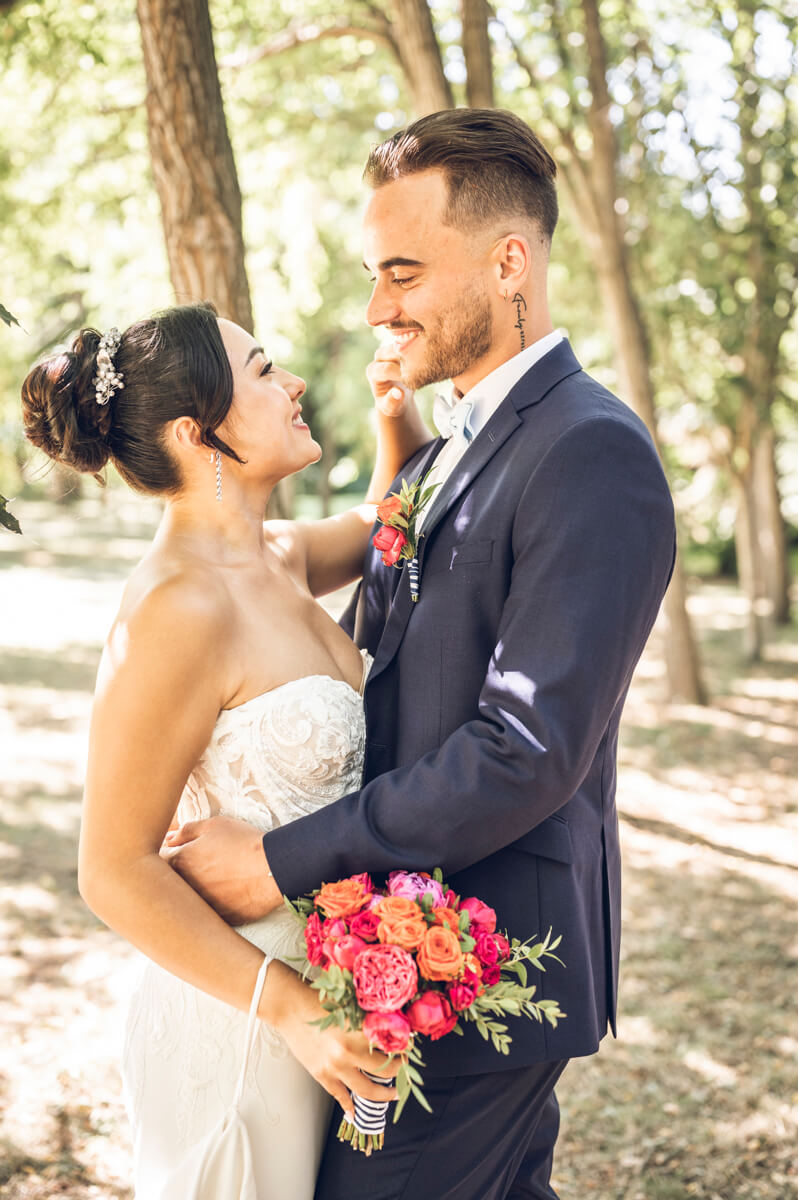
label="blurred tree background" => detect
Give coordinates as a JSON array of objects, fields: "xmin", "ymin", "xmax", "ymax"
[{"xmin": 1, "ymin": 0, "xmax": 796, "ymax": 680}]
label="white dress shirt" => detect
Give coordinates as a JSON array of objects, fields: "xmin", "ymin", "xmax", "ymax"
[{"xmin": 416, "ymin": 329, "xmax": 565, "ymax": 532}]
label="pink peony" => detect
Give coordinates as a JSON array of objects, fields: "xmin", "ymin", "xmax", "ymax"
[
  {"xmin": 475, "ymin": 931, "xmax": 500, "ymax": 967},
  {"xmin": 448, "ymin": 979, "xmax": 478, "ymax": 1011},
  {"xmin": 460, "ymin": 897, "xmax": 497, "ymax": 935},
  {"xmin": 362, "ymin": 1011, "xmax": 413, "ymax": 1055},
  {"xmin": 406, "ymin": 991, "xmax": 458, "ymax": 1041},
  {"xmin": 325, "ymin": 934, "xmax": 368, "ymax": 971},
  {"xmin": 482, "ymin": 964, "xmax": 501, "ymax": 987},
  {"xmin": 349, "ymin": 909, "xmax": 382, "ymax": 943},
  {"xmin": 304, "ymin": 912, "xmax": 325, "ymax": 967},
  {"xmin": 353, "ymin": 944, "xmax": 419, "ymax": 1013},
  {"xmin": 387, "ymin": 871, "xmax": 446, "ymax": 907}
]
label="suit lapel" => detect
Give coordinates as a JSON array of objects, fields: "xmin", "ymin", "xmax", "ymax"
[{"xmin": 367, "ymin": 341, "xmax": 583, "ymax": 686}]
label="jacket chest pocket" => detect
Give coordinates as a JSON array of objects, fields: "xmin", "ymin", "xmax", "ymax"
[{"xmin": 427, "ymin": 538, "xmax": 495, "ymax": 575}]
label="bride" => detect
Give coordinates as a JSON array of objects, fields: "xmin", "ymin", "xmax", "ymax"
[{"xmin": 21, "ymin": 302, "xmax": 431, "ymax": 1196}]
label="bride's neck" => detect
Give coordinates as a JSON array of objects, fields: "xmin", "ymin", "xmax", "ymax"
[{"xmin": 158, "ymin": 491, "xmax": 270, "ymax": 563}]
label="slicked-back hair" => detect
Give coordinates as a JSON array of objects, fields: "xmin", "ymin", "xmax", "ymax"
[{"xmin": 364, "ymin": 108, "xmax": 558, "ymax": 243}]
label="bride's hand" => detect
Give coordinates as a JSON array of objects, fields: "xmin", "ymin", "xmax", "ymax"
[
  {"xmin": 269, "ymin": 967, "xmax": 400, "ymax": 1118},
  {"xmin": 367, "ymin": 344, "xmax": 415, "ymax": 418}
]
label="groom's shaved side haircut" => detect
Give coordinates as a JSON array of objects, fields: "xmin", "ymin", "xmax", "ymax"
[{"xmin": 364, "ymin": 108, "xmax": 559, "ymax": 244}]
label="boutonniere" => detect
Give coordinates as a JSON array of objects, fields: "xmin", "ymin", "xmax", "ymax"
[{"xmin": 372, "ymin": 473, "xmax": 439, "ymax": 600}]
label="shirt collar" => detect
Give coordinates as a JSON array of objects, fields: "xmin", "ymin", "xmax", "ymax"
[{"xmin": 453, "ymin": 329, "xmax": 565, "ymax": 440}]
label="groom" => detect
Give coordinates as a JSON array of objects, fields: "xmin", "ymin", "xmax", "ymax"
[{"xmin": 173, "ymin": 109, "xmax": 675, "ymax": 1198}]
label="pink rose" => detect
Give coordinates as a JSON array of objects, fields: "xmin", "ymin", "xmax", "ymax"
[
  {"xmin": 448, "ymin": 980, "xmax": 478, "ymax": 1011},
  {"xmin": 493, "ymin": 933, "xmax": 511, "ymax": 962},
  {"xmin": 406, "ymin": 991, "xmax": 458, "ymax": 1041},
  {"xmin": 482, "ymin": 964, "xmax": 501, "ymax": 987},
  {"xmin": 304, "ymin": 913, "xmax": 325, "ymax": 967},
  {"xmin": 349, "ymin": 909, "xmax": 382, "ymax": 943},
  {"xmin": 444, "ymin": 889, "xmax": 459, "ymax": 909},
  {"xmin": 351, "ymin": 872, "xmax": 374, "ymax": 894},
  {"xmin": 321, "ymin": 917, "xmax": 349, "ymax": 940},
  {"xmin": 475, "ymin": 931, "xmax": 500, "ymax": 967},
  {"xmin": 460, "ymin": 897, "xmax": 497, "ymax": 935},
  {"xmin": 326, "ymin": 934, "xmax": 368, "ymax": 971},
  {"xmin": 353, "ymin": 944, "xmax": 419, "ymax": 1012},
  {"xmin": 362, "ymin": 1011, "xmax": 413, "ymax": 1055},
  {"xmin": 387, "ymin": 871, "xmax": 446, "ymax": 907}
]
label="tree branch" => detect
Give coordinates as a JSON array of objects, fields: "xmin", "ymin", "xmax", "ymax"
[{"xmin": 219, "ymin": 20, "xmax": 395, "ymax": 70}]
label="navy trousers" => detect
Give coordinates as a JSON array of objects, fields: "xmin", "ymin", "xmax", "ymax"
[{"xmin": 314, "ymin": 1060, "xmax": 568, "ymax": 1200}]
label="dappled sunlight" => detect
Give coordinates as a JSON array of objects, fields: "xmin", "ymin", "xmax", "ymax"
[{"xmin": 3, "ymin": 501, "xmax": 796, "ymax": 1198}]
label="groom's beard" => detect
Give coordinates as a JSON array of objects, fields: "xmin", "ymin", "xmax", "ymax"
[{"xmin": 400, "ymin": 280, "xmax": 494, "ymax": 391}]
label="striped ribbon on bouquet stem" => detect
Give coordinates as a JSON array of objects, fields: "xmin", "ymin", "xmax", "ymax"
[{"xmin": 338, "ymin": 1069, "xmax": 394, "ymax": 1155}]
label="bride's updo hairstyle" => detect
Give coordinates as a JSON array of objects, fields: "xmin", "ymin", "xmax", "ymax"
[{"xmin": 21, "ymin": 301, "xmax": 242, "ymax": 494}]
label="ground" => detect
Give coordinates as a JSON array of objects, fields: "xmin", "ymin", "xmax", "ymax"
[{"xmin": 1, "ymin": 496, "xmax": 796, "ymax": 1199}]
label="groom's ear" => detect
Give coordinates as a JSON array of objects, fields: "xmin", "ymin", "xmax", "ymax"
[{"xmin": 492, "ymin": 232, "xmax": 533, "ymax": 298}]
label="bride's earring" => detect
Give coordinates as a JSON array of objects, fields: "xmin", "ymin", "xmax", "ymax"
[{"xmin": 213, "ymin": 449, "xmax": 222, "ymax": 502}]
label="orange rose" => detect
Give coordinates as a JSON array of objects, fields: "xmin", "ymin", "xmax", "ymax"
[
  {"xmin": 462, "ymin": 952, "xmax": 483, "ymax": 979},
  {"xmin": 377, "ymin": 896, "xmax": 427, "ymax": 952},
  {"xmin": 314, "ymin": 878, "xmax": 369, "ymax": 920},
  {"xmin": 432, "ymin": 906, "xmax": 460, "ymax": 933},
  {"xmin": 376, "ymin": 495, "xmax": 404, "ymax": 523},
  {"xmin": 417, "ymin": 925, "xmax": 464, "ymax": 981}
]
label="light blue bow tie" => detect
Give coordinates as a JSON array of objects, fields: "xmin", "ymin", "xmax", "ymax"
[{"xmin": 432, "ymin": 393, "xmax": 474, "ymax": 443}]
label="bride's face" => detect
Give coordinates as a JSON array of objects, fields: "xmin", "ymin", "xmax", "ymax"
[{"xmin": 217, "ymin": 319, "xmax": 321, "ymax": 483}]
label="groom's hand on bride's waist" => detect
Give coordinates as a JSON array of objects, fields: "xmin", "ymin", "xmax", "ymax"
[{"xmin": 163, "ymin": 815, "xmax": 282, "ymax": 924}]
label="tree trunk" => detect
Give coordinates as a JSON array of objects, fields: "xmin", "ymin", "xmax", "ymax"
[
  {"xmin": 391, "ymin": 0, "xmax": 454, "ymax": 115},
  {"xmin": 136, "ymin": 0, "xmax": 254, "ymax": 332},
  {"xmin": 549, "ymin": 0, "xmax": 707, "ymax": 704},
  {"xmin": 733, "ymin": 468, "xmax": 767, "ymax": 660},
  {"xmin": 753, "ymin": 428, "xmax": 791, "ymax": 624},
  {"xmin": 661, "ymin": 556, "xmax": 708, "ymax": 705},
  {"xmin": 461, "ymin": 0, "xmax": 495, "ymax": 107}
]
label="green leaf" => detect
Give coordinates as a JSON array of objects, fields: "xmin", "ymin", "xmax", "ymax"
[
  {"xmin": 432, "ymin": 867, "xmax": 443, "ymax": 883},
  {"xmin": 0, "ymin": 495, "xmax": 22, "ymax": 535},
  {"xmin": 0, "ymin": 303, "xmax": 21, "ymax": 329}
]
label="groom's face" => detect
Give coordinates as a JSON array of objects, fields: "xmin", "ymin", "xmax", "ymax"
[{"xmin": 362, "ymin": 169, "xmax": 495, "ymax": 392}]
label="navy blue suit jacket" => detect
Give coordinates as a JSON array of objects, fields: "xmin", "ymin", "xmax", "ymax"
[{"xmin": 265, "ymin": 341, "xmax": 676, "ymax": 1074}]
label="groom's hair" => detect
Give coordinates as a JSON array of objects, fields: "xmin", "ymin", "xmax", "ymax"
[{"xmin": 364, "ymin": 109, "xmax": 558, "ymax": 245}]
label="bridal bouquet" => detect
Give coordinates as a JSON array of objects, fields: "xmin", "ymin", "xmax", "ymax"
[{"xmin": 286, "ymin": 869, "xmax": 565, "ymax": 1155}]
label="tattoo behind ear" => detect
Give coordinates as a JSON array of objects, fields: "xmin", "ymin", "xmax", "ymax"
[{"xmin": 512, "ymin": 294, "xmax": 527, "ymax": 350}]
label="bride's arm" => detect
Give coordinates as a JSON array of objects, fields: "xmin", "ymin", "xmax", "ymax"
[
  {"xmin": 277, "ymin": 345, "xmax": 433, "ymax": 597},
  {"xmin": 78, "ymin": 576, "xmax": 395, "ymax": 1110}
]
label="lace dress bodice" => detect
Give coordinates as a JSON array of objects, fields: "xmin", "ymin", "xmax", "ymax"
[{"xmin": 175, "ymin": 654, "xmax": 370, "ymax": 957}]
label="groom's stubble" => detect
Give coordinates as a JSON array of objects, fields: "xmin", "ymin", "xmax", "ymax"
[{"xmin": 398, "ymin": 273, "xmax": 494, "ymax": 392}]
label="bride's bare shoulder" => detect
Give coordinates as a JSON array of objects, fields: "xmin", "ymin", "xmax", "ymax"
[{"xmin": 114, "ymin": 552, "xmax": 235, "ymax": 645}]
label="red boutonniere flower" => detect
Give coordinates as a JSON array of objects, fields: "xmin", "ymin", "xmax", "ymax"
[{"xmin": 372, "ymin": 473, "xmax": 439, "ymax": 568}]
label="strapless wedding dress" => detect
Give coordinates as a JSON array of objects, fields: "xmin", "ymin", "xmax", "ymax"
[{"xmin": 122, "ymin": 651, "xmax": 371, "ymax": 1198}]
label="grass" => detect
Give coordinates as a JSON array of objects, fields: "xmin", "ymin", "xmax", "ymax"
[{"xmin": 1, "ymin": 495, "xmax": 796, "ymax": 1199}]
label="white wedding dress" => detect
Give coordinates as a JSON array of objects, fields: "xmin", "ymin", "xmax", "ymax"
[{"xmin": 122, "ymin": 650, "xmax": 372, "ymax": 1198}]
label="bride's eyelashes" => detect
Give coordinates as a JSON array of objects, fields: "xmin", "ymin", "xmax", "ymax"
[{"xmin": 260, "ymin": 361, "xmax": 274, "ymax": 377}]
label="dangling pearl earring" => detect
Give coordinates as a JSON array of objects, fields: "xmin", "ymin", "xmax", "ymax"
[{"xmin": 213, "ymin": 449, "xmax": 222, "ymax": 502}]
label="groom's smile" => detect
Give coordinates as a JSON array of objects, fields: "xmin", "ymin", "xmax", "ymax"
[{"xmin": 362, "ymin": 169, "xmax": 501, "ymax": 394}]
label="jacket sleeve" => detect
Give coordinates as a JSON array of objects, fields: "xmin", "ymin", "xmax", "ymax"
[{"xmin": 263, "ymin": 412, "xmax": 676, "ymax": 894}]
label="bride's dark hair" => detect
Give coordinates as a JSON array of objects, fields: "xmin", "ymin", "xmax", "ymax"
[{"xmin": 21, "ymin": 301, "xmax": 242, "ymax": 494}]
